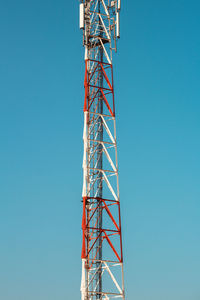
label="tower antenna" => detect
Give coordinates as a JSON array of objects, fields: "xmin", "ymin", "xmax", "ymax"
[{"xmin": 79, "ymin": 1, "xmax": 125, "ymax": 299}]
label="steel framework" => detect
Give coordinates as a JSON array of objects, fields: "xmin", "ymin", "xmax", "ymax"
[{"xmin": 79, "ymin": 1, "xmax": 125, "ymax": 299}]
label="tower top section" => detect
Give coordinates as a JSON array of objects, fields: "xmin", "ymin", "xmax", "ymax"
[{"xmin": 79, "ymin": 0, "xmax": 121, "ymax": 63}]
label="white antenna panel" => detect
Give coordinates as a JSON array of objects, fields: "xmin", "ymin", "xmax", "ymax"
[
  {"xmin": 118, "ymin": 0, "xmax": 121, "ymax": 10},
  {"xmin": 79, "ymin": 3, "xmax": 84, "ymax": 29},
  {"xmin": 116, "ymin": 12, "xmax": 120, "ymax": 38}
]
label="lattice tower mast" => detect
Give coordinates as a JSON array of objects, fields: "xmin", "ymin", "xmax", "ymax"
[{"xmin": 79, "ymin": 1, "xmax": 125, "ymax": 299}]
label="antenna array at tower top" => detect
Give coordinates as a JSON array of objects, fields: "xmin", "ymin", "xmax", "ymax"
[{"xmin": 79, "ymin": 0, "xmax": 121, "ymax": 63}]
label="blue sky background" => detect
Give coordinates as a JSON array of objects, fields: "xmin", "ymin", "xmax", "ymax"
[{"xmin": 0, "ymin": 0, "xmax": 199, "ymax": 299}]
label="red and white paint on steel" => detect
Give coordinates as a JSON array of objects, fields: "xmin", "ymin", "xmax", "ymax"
[{"xmin": 79, "ymin": 1, "xmax": 125, "ymax": 299}]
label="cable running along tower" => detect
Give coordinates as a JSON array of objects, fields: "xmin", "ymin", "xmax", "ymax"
[{"xmin": 79, "ymin": 1, "xmax": 125, "ymax": 299}]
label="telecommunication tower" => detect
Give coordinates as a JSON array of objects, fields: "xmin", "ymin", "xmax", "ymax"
[{"xmin": 79, "ymin": 1, "xmax": 125, "ymax": 299}]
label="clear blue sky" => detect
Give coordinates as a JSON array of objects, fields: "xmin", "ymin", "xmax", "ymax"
[{"xmin": 0, "ymin": 0, "xmax": 199, "ymax": 299}]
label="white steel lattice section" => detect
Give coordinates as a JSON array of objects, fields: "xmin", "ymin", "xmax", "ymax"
[
  {"xmin": 80, "ymin": 1, "xmax": 124, "ymax": 299},
  {"xmin": 80, "ymin": 0, "xmax": 120, "ymax": 64}
]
